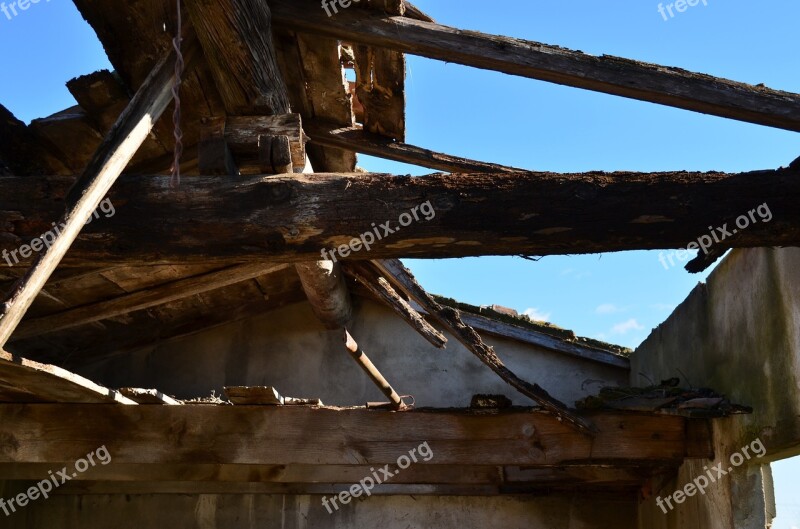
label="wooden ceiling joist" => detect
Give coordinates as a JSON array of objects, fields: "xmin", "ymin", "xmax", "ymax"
[
  {"xmin": 2, "ymin": 167, "xmax": 797, "ymax": 267},
  {"xmin": 305, "ymin": 121, "xmax": 525, "ymax": 173},
  {"xmin": 270, "ymin": 0, "xmax": 800, "ymax": 132},
  {"xmin": 9, "ymin": 263, "xmax": 289, "ymax": 341}
]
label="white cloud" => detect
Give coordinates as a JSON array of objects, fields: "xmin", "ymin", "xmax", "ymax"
[
  {"xmin": 523, "ymin": 308, "xmax": 551, "ymax": 322},
  {"xmin": 596, "ymin": 303, "xmax": 622, "ymax": 315},
  {"xmin": 610, "ymin": 318, "xmax": 644, "ymax": 336}
]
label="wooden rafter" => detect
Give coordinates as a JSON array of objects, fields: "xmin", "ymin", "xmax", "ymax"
[{"xmin": 271, "ymin": 0, "xmax": 800, "ymax": 132}]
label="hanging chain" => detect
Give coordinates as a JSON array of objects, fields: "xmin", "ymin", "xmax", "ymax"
[{"xmin": 169, "ymin": 0, "xmax": 185, "ymax": 188}]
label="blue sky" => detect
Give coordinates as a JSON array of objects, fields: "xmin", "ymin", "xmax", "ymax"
[{"xmin": 0, "ymin": 0, "xmax": 797, "ymax": 525}]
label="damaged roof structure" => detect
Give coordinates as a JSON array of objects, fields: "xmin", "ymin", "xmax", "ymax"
[{"xmin": 0, "ymin": 1, "xmax": 798, "ymax": 527}]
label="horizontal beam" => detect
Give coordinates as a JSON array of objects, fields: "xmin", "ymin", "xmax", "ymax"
[
  {"xmin": 11, "ymin": 263, "xmax": 289, "ymax": 341},
  {"xmin": 0, "ymin": 405, "xmax": 703, "ymax": 466},
  {"xmin": 305, "ymin": 122, "xmax": 524, "ymax": 173},
  {"xmin": 1, "ymin": 168, "xmax": 798, "ymax": 266},
  {"xmin": 271, "ymin": 0, "xmax": 800, "ymax": 132}
]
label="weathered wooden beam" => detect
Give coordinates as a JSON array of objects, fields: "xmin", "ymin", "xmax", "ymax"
[
  {"xmin": 0, "ymin": 350, "xmax": 136, "ymax": 404},
  {"xmin": 295, "ymin": 261, "xmax": 353, "ymax": 329},
  {"xmin": 306, "ymin": 121, "xmax": 524, "ymax": 173},
  {"xmin": 345, "ymin": 261, "xmax": 447, "ymax": 348},
  {"xmin": 198, "ymin": 116, "xmax": 238, "ymax": 176},
  {"xmin": 373, "ymin": 259, "xmax": 595, "ymax": 435},
  {"xmin": 271, "ymin": 0, "xmax": 800, "ymax": 132},
  {"xmin": 2, "ymin": 167, "xmax": 798, "ymax": 267},
  {"xmin": 184, "ymin": 0, "xmax": 290, "ymax": 115},
  {"xmin": 225, "ymin": 114, "xmax": 306, "ymax": 170},
  {"xmin": 0, "ymin": 404, "xmax": 701, "ymax": 466},
  {"xmin": 343, "ymin": 329, "xmax": 405, "ymax": 409},
  {"xmin": 10, "ymin": 263, "xmax": 288, "ymax": 341},
  {"xmin": 0, "ymin": 41, "xmax": 197, "ymax": 348}
]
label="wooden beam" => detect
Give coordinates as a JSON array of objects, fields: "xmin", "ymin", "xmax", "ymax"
[
  {"xmin": 0, "ymin": 404, "xmax": 701, "ymax": 466},
  {"xmin": 373, "ymin": 260, "xmax": 595, "ymax": 435},
  {"xmin": 270, "ymin": 0, "xmax": 800, "ymax": 132},
  {"xmin": 344, "ymin": 262, "xmax": 447, "ymax": 348},
  {"xmin": 225, "ymin": 114, "xmax": 306, "ymax": 170},
  {"xmin": 184, "ymin": 0, "xmax": 290, "ymax": 115},
  {"xmin": 118, "ymin": 388, "xmax": 183, "ymax": 405},
  {"xmin": 0, "ymin": 350, "xmax": 136, "ymax": 404},
  {"xmin": 0, "ymin": 41, "xmax": 196, "ymax": 348},
  {"xmin": 295, "ymin": 261, "xmax": 353, "ymax": 329},
  {"xmin": 306, "ymin": 121, "xmax": 524, "ymax": 173},
  {"xmin": 343, "ymin": 329, "xmax": 405, "ymax": 409},
  {"xmin": 458, "ymin": 312, "xmax": 630, "ymax": 369},
  {"xmin": 2, "ymin": 167, "xmax": 799, "ymax": 267},
  {"xmin": 10, "ymin": 263, "xmax": 289, "ymax": 341}
]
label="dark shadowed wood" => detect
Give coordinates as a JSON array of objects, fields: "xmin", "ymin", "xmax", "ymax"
[
  {"xmin": 11, "ymin": 263, "xmax": 288, "ymax": 341},
  {"xmin": 0, "ymin": 105, "xmax": 71, "ymax": 176},
  {"xmin": 0, "ymin": 350, "xmax": 136, "ymax": 404},
  {"xmin": 373, "ymin": 260, "xmax": 595, "ymax": 435},
  {"xmin": 271, "ymin": 0, "xmax": 800, "ymax": 132},
  {"xmin": 2, "ymin": 168, "xmax": 796, "ymax": 267},
  {"xmin": 306, "ymin": 121, "xmax": 524, "ymax": 173},
  {"xmin": 0, "ymin": 404, "xmax": 700, "ymax": 466}
]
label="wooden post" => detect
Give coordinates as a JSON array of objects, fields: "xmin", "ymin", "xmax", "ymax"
[{"xmin": 0, "ymin": 40, "xmax": 195, "ymax": 347}]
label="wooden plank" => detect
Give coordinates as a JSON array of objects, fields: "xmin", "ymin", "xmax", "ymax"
[
  {"xmin": 2, "ymin": 167, "xmax": 798, "ymax": 267},
  {"xmin": 373, "ymin": 259, "xmax": 595, "ymax": 435},
  {"xmin": 0, "ymin": 41, "xmax": 196, "ymax": 348},
  {"xmin": 118, "ymin": 388, "xmax": 183, "ymax": 405},
  {"xmin": 11, "ymin": 263, "xmax": 289, "ymax": 340},
  {"xmin": 270, "ymin": 0, "xmax": 800, "ymax": 132},
  {"xmin": 0, "ymin": 350, "xmax": 136, "ymax": 404},
  {"xmin": 306, "ymin": 121, "xmax": 525, "ymax": 173},
  {"xmin": 344, "ymin": 261, "xmax": 446, "ymax": 348},
  {"xmin": 225, "ymin": 114, "xmax": 306, "ymax": 169},
  {"xmin": 0, "ymin": 405, "xmax": 697, "ymax": 466},
  {"xmin": 458, "ymin": 312, "xmax": 630, "ymax": 369}
]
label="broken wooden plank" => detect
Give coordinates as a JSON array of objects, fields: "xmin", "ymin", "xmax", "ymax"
[
  {"xmin": 345, "ymin": 261, "xmax": 447, "ymax": 348},
  {"xmin": 271, "ymin": 0, "xmax": 800, "ymax": 132},
  {"xmin": 2, "ymin": 167, "xmax": 798, "ymax": 267},
  {"xmin": 118, "ymin": 388, "xmax": 183, "ymax": 405},
  {"xmin": 0, "ymin": 349, "xmax": 136, "ymax": 404},
  {"xmin": 306, "ymin": 121, "xmax": 524, "ymax": 173},
  {"xmin": 11, "ymin": 263, "xmax": 289, "ymax": 341},
  {"xmin": 373, "ymin": 259, "xmax": 595, "ymax": 435},
  {"xmin": 224, "ymin": 386, "xmax": 323, "ymax": 406},
  {"xmin": 0, "ymin": 41, "xmax": 197, "ymax": 348}
]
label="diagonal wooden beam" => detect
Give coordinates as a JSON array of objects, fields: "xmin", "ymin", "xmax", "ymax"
[
  {"xmin": 270, "ymin": 0, "xmax": 800, "ymax": 132},
  {"xmin": 0, "ymin": 38, "xmax": 197, "ymax": 348},
  {"xmin": 9, "ymin": 263, "xmax": 288, "ymax": 341},
  {"xmin": 305, "ymin": 121, "xmax": 525, "ymax": 173},
  {"xmin": 344, "ymin": 261, "xmax": 446, "ymax": 348},
  {"xmin": 372, "ymin": 259, "xmax": 596, "ymax": 435}
]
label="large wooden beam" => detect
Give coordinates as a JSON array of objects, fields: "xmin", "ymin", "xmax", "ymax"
[
  {"xmin": 295, "ymin": 261, "xmax": 353, "ymax": 329},
  {"xmin": 270, "ymin": 0, "xmax": 800, "ymax": 132},
  {"xmin": 1, "ymin": 168, "xmax": 797, "ymax": 266},
  {"xmin": 0, "ymin": 404, "xmax": 703, "ymax": 466},
  {"xmin": 184, "ymin": 0, "xmax": 289, "ymax": 115},
  {"xmin": 0, "ymin": 42, "xmax": 196, "ymax": 348},
  {"xmin": 306, "ymin": 121, "xmax": 524, "ymax": 173},
  {"xmin": 10, "ymin": 263, "xmax": 288, "ymax": 341}
]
